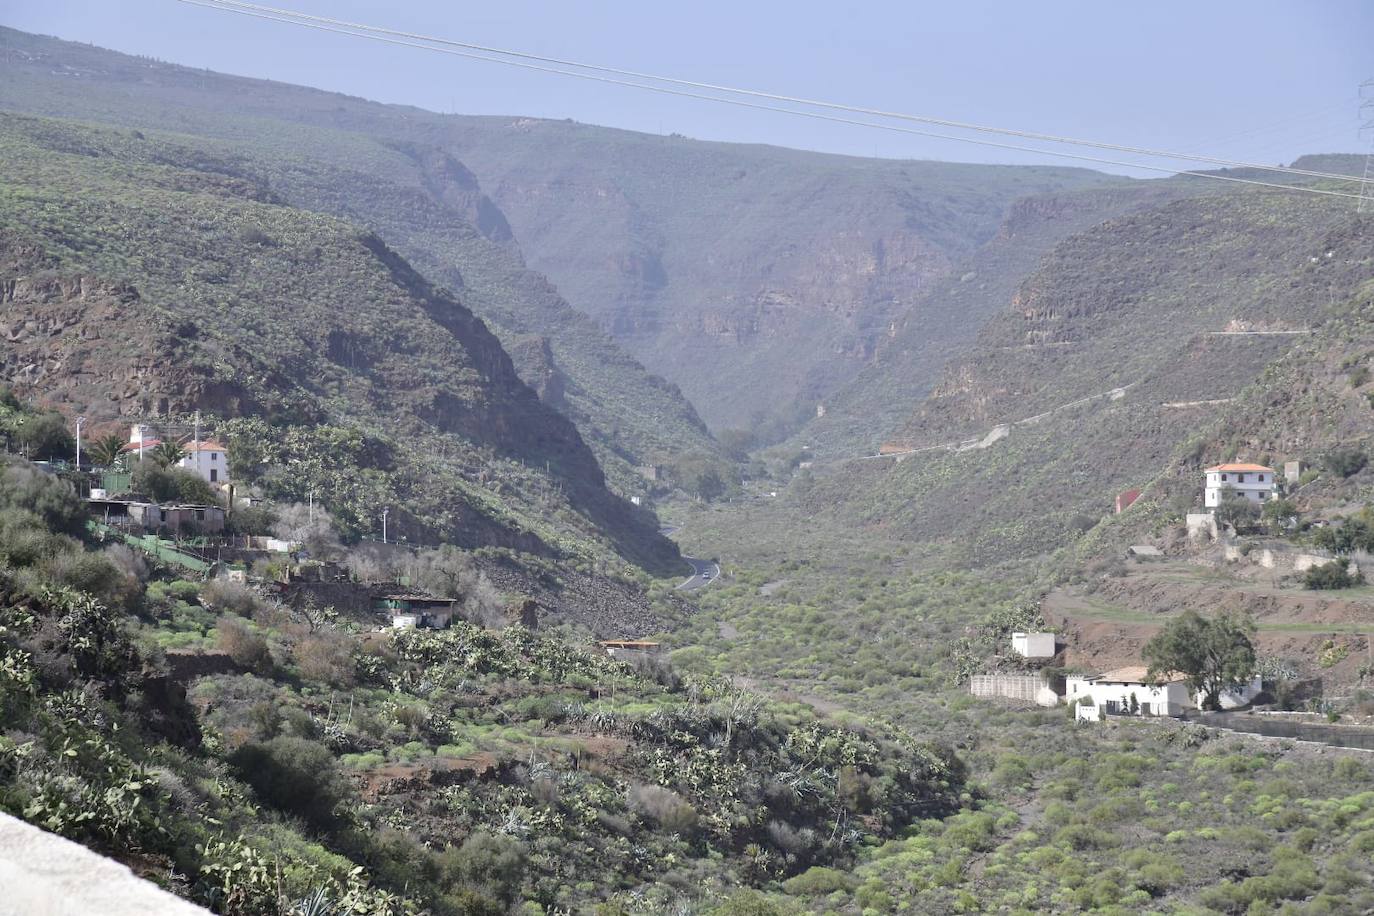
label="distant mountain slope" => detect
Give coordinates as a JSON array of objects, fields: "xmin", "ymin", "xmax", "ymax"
[
  {"xmin": 0, "ymin": 112, "xmax": 677, "ymax": 570},
  {"xmin": 795, "ymin": 183, "xmax": 1184, "ymax": 458},
  {"xmin": 795, "ymin": 186, "xmax": 1372, "ymax": 562},
  {"xmin": 440, "ymin": 120, "xmax": 1118, "ymax": 431},
  {"xmin": 0, "ymin": 26, "xmax": 720, "ymax": 492},
  {"xmin": 0, "ymin": 26, "xmax": 1116, "ymax": 437}
]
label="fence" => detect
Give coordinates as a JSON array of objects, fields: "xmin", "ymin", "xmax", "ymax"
[
  {"xmin": 970, "ymin": 674, "xmax": 1061, "ymax": 707},
  {"xmin": 94, "ymin": 525, "xmax": 211, "ymax": 574},
  {"xmin": 1187, "ymin": 712, "xmax": 1374, "ymax": 751}
]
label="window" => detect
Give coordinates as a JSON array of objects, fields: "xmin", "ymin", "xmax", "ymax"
[
  {"xmin": 210, "ymin": 469, "xmax": 218, "ymax": 482},
  {"xmin": 211, "ymin": 452, "xmax": 218, "ymax": 461},
  {"xmin": 1258, "ymin": 474, "xmax": 1264, "ymax": 482},
  {"xmin": 1220, "ymin": 473, "xmax": 1228, "ymax": 482},
  {"xmin": 1141, "ymin": 702, "xmax": 1151, "ymax": 715}
]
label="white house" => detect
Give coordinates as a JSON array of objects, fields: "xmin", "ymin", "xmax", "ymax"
[
  {"xmin": 1066, "ymin": 666, "xmax": 1193, "ymax": 717},
  {"xmin": 1068, "ymin": 666, "xmax": 1264, "ymax": 718},
  {"xmin": 178, "ymin": 441, "xmax": 230, "ymax": 485},
  {"xmin": 1204, "ymin": 463, "xmax": 1277, "ymax": 508},
  {"xmin": 1011, "ymin": 632, "xmax": 1056, "ymax": 660}
]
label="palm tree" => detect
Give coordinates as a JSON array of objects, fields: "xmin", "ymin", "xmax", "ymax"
[
  {"xmin": 150, "ymin": 440, "xmax": 187, "ymax": 469},
  {"xmin": 86, "ymin": 433, "xmax": 127, "ymax": 469}
]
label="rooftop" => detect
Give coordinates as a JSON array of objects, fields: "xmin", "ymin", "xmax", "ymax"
[
  {"xmin": 183, "ymin": 441, "xmax": 228, "ymax": 452},
  {"xmin": 1205, "ymin": 463, "xmax": 1275, "ymax": 474},
  {"xmin": 1094, "ymin": 666, "xmax": 1187, "ymax": 684}
]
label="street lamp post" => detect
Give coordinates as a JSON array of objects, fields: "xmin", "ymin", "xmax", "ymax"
[
  {"xmin": 74, "ymin": 416, "xmax": 86, "ymax": 470},
  {"xmin": 382, "ymin": 506, "xmax": 389, "ymax": 545}
]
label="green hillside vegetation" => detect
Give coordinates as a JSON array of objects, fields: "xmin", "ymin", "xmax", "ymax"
[
  {"xmin": 0, "ymin": 112, "xmax": 675, "ymax": 571},
  {"xmin": 0, "ymin": 25, "xmax": 725, "ymax": 494},
  {"xmin": 0, "ymin": 469, "xmax": 961, "ymax": 914}
]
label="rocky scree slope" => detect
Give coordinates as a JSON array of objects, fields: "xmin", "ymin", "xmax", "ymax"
[{"xmin": 0, "ymin": 112, "xmax": 676, "ymax": 570}]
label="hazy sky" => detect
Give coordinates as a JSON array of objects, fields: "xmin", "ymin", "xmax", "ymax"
[{"xmin": 4, "ymin": 1, "xmax": 1371, "ymax": 173}]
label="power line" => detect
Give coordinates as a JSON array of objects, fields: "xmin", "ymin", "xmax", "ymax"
[
  {"xmin": 191, "ymin": 0, "xmax": 1368, "ymax": 189},
  {"xmin": 172, "ymin": 0, "xmax": 1366, "ymax": 202}
]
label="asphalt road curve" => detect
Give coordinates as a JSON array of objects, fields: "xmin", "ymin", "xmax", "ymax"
[{"xmin": 677, "ymin": 554, "xmax": 720, "ymax": 591}]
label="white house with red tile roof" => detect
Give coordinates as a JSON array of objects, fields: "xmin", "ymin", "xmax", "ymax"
[
  {"xmin": 178, "ymin": 441, "xmax": 230, "ymax": 485},
  {"xmin": 1204, "ymin": 463, "xmax": 1277, "ymax": 508},
  {"xmin": 122, "ymin": 425, "xmax": 230, "ymax": 484}
]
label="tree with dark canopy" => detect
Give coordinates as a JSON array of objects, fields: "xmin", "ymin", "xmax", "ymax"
[{"xmin": 1143, "ymin": 610, "xmax": 1256, "ymax": 711}]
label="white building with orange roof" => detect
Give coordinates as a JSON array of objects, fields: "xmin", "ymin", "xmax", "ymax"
[
  {"xmin": 1203, "ymin": 462, "xmax": 1277, "ymax": 508},
  {"xmin": 178, "ymin": 440, "xmax": 230, "ymax": 485}
]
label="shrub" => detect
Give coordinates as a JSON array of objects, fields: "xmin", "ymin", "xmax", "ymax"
[
  {"xmin": 1306, "ymin": 561, "xmax": 1359, "ymax": 590},
  {"xmin": 1324, "ymin": 447, "xmax": 1367, "ymax": 479},
  {"xmin": 0, "ymin": 461, "xmax": 87, "ymax": 537},
  {"xmin": 229, "ymin": 736, "xmax": 351, "ymax": 831},
  {"xmin": 131, "ymin": 461, "xmax": 218, "ymax": 506},
  {"xmin": 15, "ymin": 411, "xmax": 74, "ymax": 460},
  {"xmin": 292, "ymin": 632, "xmax": 356, "ymax": 688},
  {"xmin": 627, "ymin": 783, "xmax": 698, "ymax": 832},
  {"xmin": 439, "ymin": 831, "xmax": 527, "ymax": 904},
  {"xmin": 782, "ymin": 866, "xmax": 856, "ymax": 895},
  {"xmin": 200, "ymin": 579, "xmax": 263, "ymax": 617},
  {"xmin": 216, "ymin": 617, "xmax": 272, "ymax": 672}
]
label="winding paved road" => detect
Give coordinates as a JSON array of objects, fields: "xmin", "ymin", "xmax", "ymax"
[
  {"xmin": 677, "ymin": 554, "xmax": 721, "ymax": 591},
  {"xmin": 661, "ymin": 525, "xmax": 720, "ymax": 591}
]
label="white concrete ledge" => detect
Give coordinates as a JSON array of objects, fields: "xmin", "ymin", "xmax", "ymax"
[{"xmin": 0, "ymin": 812, "xmax": 209, "ymax": 916}]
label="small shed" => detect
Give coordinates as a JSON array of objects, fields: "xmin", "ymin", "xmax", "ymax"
[
  {"xmin": 1010, "ymin": 632, "xmax": 1056, "ymax": 660},
  {"xmin": 376, "ymin": 591, "xmax": 459, "ymax": 629},
  {"xmin": 1114, "ymin": 489, "xmax": 1142, "ymax": 513},
  {"xmin": 1127, "ymin": 545, "xmax": 1163, "ymax": 559}
]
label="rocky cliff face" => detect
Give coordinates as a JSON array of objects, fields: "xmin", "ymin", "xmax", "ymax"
[{"xmin": 794, "ymin": 184, "xmax": 1181, "ymax": 457}]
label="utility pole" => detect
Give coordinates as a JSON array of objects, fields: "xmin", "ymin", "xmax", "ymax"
[
  {"xmin": 382, "ymin": 506, "xmax": 389, "ymax": 545},
  {"xmin": 1360, "ymin": 79, "xmax": 1374, "ymax": 215},
  {"xmin": 74, "ymin": 416, "xmax": 85, "ymax": 470}
]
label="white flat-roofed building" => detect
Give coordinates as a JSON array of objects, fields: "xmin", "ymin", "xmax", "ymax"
[
  {"xmin": 1204, "ymin": 463, "xmax": 1277, "ymax": 508},
  {"xmin": 1011, "ymin": 632, "xmax": 1056, "ymax": 660}
]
